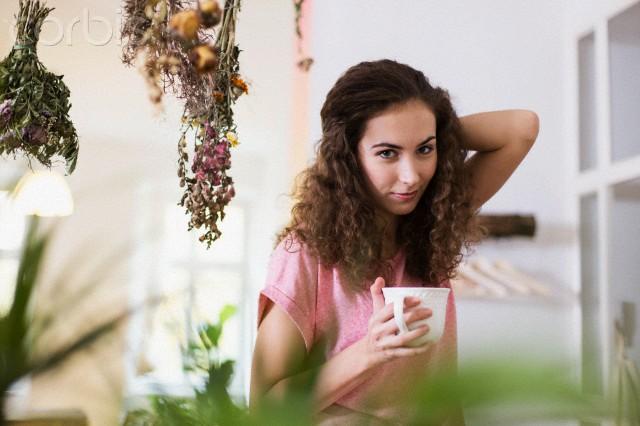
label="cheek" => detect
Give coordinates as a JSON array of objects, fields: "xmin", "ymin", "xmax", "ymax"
[
  {"xmin": 425, "ymin": 157, "xmax": 438, "ymax": 180},
  {"xmin": 366, "ymin": 164, "xmax": 393, "ymax": 189},
  {"xmin": 360, "ymin": 162, "xmax": 390, "ymax": 195},
  {"xmin": 428, "ymin": 163, "xmax": 438, "ymax": 180}
]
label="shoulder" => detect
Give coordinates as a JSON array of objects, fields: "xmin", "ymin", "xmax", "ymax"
[
  {"xmin": 260, "ymin": 233, "xmax": 320, "ymax": 351},
  {"xmin": 267, "ymin": 233, "xmax": 319, "ymax": 281},
  {"xmin": 272, "ymin": 232, "xmax": 318, "ymax": 263}
]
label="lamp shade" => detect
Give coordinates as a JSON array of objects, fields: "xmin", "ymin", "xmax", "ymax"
[{"xmin": 12, "ymin": 170, "xmax": 74, "ymax": 217}]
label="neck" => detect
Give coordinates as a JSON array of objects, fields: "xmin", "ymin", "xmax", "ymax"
[{"xmin": 378, "ymin": 213, "xmax": 399, "ymax": 258}]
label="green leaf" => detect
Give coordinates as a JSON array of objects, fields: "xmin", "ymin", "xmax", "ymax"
[
  {"xmin": 197, "ymin": 328, "xmax": 212, "ymax": 350},
  {"xmin": 218, "ymin": 304, "xmax": 236, "ymax": 326},
  {"xmin": 205, "ymin": 324, "xmax": 222, "ymax": 348}
]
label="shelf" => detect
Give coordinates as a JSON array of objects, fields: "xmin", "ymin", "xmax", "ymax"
[
  {"xmin": 451, "ymin": 258, "xmax": 578, "ymax": 307},
  {"xmin": 609, "ymin": 1, "xmax": 640, "ymax": 162},
  {"xmin": 454, "ymin": 292, "xmax": 578, "ymax": 307},
  {"xmin": 579, "ymin": 193, "xmax": 603, "ymax": 393},
  {"xmin": 609, "ymin": 177, "xmax": 640, "ymax": 366},
  {"xmin": 578, "ymin": 31, "xmax": 597, "ymax": 172},
  {"xmin": 574, "ymin": 0, "xmax": 640, "ymax": 398}
]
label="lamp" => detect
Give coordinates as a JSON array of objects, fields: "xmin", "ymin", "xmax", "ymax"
[{"xmin": 11, "ymin": 170, "xmax": 74, "ymax": 217}]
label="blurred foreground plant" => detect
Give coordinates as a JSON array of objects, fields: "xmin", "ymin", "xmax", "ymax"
[
  {"xmin": 404, "ymin": 358, "xmax": 612, "ymax": 426},
  {"xmin": 122, "ymin": 321, "xmax": 621, "ymax": 425},
  {"xmin": 123, "ymin": 304, "xmax": 250, "ymax": 425},
  {"xmin": 0, "ymin": 215, "xmax": 628, "ymax": 425},
  {"xmin": 0, "ymin": 217, "xmax": 134, "ymax": 422}
]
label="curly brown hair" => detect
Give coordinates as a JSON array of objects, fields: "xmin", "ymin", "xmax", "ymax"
[{"xmin": 277, "ymin": 59, "xmax": 483, "ymax": 288}]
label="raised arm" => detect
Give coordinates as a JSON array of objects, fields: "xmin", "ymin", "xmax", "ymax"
[{"xmin": 459, "ymin": 109, "xmax": 539, "ymax": 211}]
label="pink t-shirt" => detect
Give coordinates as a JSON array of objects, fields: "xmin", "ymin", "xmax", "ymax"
[{"xmin": 257, "ymin": 235, "xmax": 458, "ymax": 424}]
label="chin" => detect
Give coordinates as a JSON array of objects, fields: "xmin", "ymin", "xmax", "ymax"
[{"xmin": 388, "ymin": 203, "xmax": 419, "ymax": 216}]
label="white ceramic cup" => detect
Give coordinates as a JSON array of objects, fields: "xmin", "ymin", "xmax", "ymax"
[{"xmin": 381, "ymin": 287, "xmax": 450, "ymax": 347}]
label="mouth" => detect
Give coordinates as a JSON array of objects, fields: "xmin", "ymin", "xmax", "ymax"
[{"xmin": 390, "ymin": 190, "xmax": 418, "ymax": 201}]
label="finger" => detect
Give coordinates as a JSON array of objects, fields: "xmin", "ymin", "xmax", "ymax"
[
  {"xmin": 396, "ymin": 325, "xmax": 431, "ymax": 347},
  {"xmin": 370, "ymin": 277, "xmax": 386, "ymax": 312},
  {"xmin": 377, "ymin": 324, "xmax": 430, "ymax": 349},
  {"xmin": 404, "ymin": 307, "xmax": 432, "ymax": 326},
  {"xmin": 383, "ymin": 343, "xmax": 434, "ymax": 360},
  {"xmin": 373, "ymin": 299, "xmax": 426, "ymax": 327},
  {"xmin": 374, "ymin": 308, "xmax": 432, "ymax": 338}
]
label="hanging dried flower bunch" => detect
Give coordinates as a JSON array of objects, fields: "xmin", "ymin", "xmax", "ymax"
[
  {"xmin": 121, "ymin": 0, "xmax": 243, "ymax": 247},
  {"xmin": 293, "ymin": 0, "xmax": 313, "ymax": 72},
  {"xmin": 0, "ymin": 0, "xmax": 79, "ymax": 173}
]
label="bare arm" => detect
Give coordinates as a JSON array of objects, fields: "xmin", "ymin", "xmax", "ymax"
[
  {"xmin": 250, "ymin": 302, "xmax": 374, "ymax": 412},
  {"xmin": 250, "ymin": 278, "xmax": 432, "ymax": 413},
  {"xmin": 460, "ymin": 109, "xmax": 539, "ymax": 211}
]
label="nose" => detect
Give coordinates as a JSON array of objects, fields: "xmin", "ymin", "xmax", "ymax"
[{"xmin": 398, "ymin": 158, "xmax": 420, "ymax": 187}]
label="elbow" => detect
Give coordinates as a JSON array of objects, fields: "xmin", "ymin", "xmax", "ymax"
[{"xmin": 520, "ymin": 110, "xmax": 539, "ymax": 146}]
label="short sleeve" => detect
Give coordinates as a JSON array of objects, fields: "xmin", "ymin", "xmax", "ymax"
[{"xmin": 257, "ymin": 236, "xmax": 318, "ymax": 352}]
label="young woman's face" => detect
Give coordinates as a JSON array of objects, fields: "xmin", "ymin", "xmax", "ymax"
[{"xmin": 357, "ymin": 99, "xmax": 438, "ymax": 222}]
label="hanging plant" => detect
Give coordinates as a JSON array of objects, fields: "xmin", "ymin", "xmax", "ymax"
[
  {"xmin": 293, "ymin": 0, "xmax": 313, "ymax": 72},
  {"xmin": 121, "ymin": 0, "xmax": 243, "ymax": 247},
  {"xmin": 0, "ymin": 0, "xmax": 79, "ymax": 174}
]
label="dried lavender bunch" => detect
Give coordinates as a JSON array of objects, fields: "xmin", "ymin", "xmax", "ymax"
[{"xmin": 0, "ymin": 0, "xmax": 79, "ymax": 173}]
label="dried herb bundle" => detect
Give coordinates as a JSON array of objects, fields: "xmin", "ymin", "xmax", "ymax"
[
  {"xmin": 121, "ymin": 0, "xmax": 244, "ymax": 246},
  {"xmin": 121, "ymin": 0, "xmax": 225, "ymax": 116},
  {"xmin": 0, "ymin": 0, "xmax": 79, "ymax": 174},
  {"xmin": 293, "ymin": 0, "xmax": 313, "ymax": 72},
  {"xmin": 177, "ymin": 0, "xmax": 243, "ymax": 246}
]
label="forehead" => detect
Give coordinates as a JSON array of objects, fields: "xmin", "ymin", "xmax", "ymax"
[{"xmin": 360, "ymin": 100, "xmax": 436, "ymax": 146}]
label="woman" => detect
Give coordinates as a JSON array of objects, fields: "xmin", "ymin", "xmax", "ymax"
[{"xmin": 250, "ymin": 59, "xmax": 539, "ymax": 424}]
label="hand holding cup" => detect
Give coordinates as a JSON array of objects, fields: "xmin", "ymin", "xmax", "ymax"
[{"xmin": 362, "ymin": 277, "xmax": 435, "ymax": 368}]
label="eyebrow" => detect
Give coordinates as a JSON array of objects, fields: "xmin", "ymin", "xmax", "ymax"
[{"xmin": 370, "ymin": 135, "xmax": 436, "ymax": 150}]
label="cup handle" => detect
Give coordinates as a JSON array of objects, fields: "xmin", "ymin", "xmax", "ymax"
[{"xmin": 393, "ymin": 297, "xmax": 409, "ymax": 334}]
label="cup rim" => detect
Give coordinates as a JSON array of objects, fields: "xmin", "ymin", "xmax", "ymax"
[{"xmin": 381, "ymin": 286, "xmax": 450, "ymax": 294}]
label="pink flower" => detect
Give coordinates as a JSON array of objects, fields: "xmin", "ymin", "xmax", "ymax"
[
  {"xmin": 0, "ymin": 99, "xmax": 15, "ymax": 128},
  {"xmin": 0, "ymin": 130, "xmax": 18, "ymax": 146},
  {"xmin": 214, "ymin": 142, "xmax": 227, "ymax": 156},
  {"xmin": 22, "ymin": 124, "xmax": 48, "ymax": 145},
  {"xmin": 204, "ymin": 157, "xmax": 217, "ymax": 170},
  {"xmin": 204, "ymin": 123, "xmax": 216, "ymax": 139}
]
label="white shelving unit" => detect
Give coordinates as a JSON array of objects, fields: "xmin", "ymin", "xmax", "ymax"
[{"xmin": 575, "ymin": 0, "xmax": 640, "ymax": 409}]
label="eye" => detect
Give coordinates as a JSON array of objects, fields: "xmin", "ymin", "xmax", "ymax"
[
  {"xmin": 377, "ymin": 149, "xmax": 396, "ymax": 159},
  {"xmin": 417, "ymin": 144, "xmax": 434, "ymax": 155}
]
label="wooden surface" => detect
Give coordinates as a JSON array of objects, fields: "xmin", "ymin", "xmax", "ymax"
[
  {"xmin": 477, "ymin": 214, "xmax": 536, "ymax": 238},
  {"xmin": 5, "ymin": 409, "xmax": 87, "ymax": 426}
]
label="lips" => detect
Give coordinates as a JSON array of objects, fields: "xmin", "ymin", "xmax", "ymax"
[{"xmin": 390, "ymin": 191, "xmax": 418, "ymax": 201}]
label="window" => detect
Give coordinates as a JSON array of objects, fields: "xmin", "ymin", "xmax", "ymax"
[
  {"xmin": 126, "ymin": 179, "xmax": 249, "ymax": 401},
  {"xmin": 0, "ymin": 190, "xmax": 26, "ymax": 315}
]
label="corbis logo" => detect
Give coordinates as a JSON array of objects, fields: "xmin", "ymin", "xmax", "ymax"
[{"xmin": 3, "ymin": 8, "xmax": 122, "ymax": 46}]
